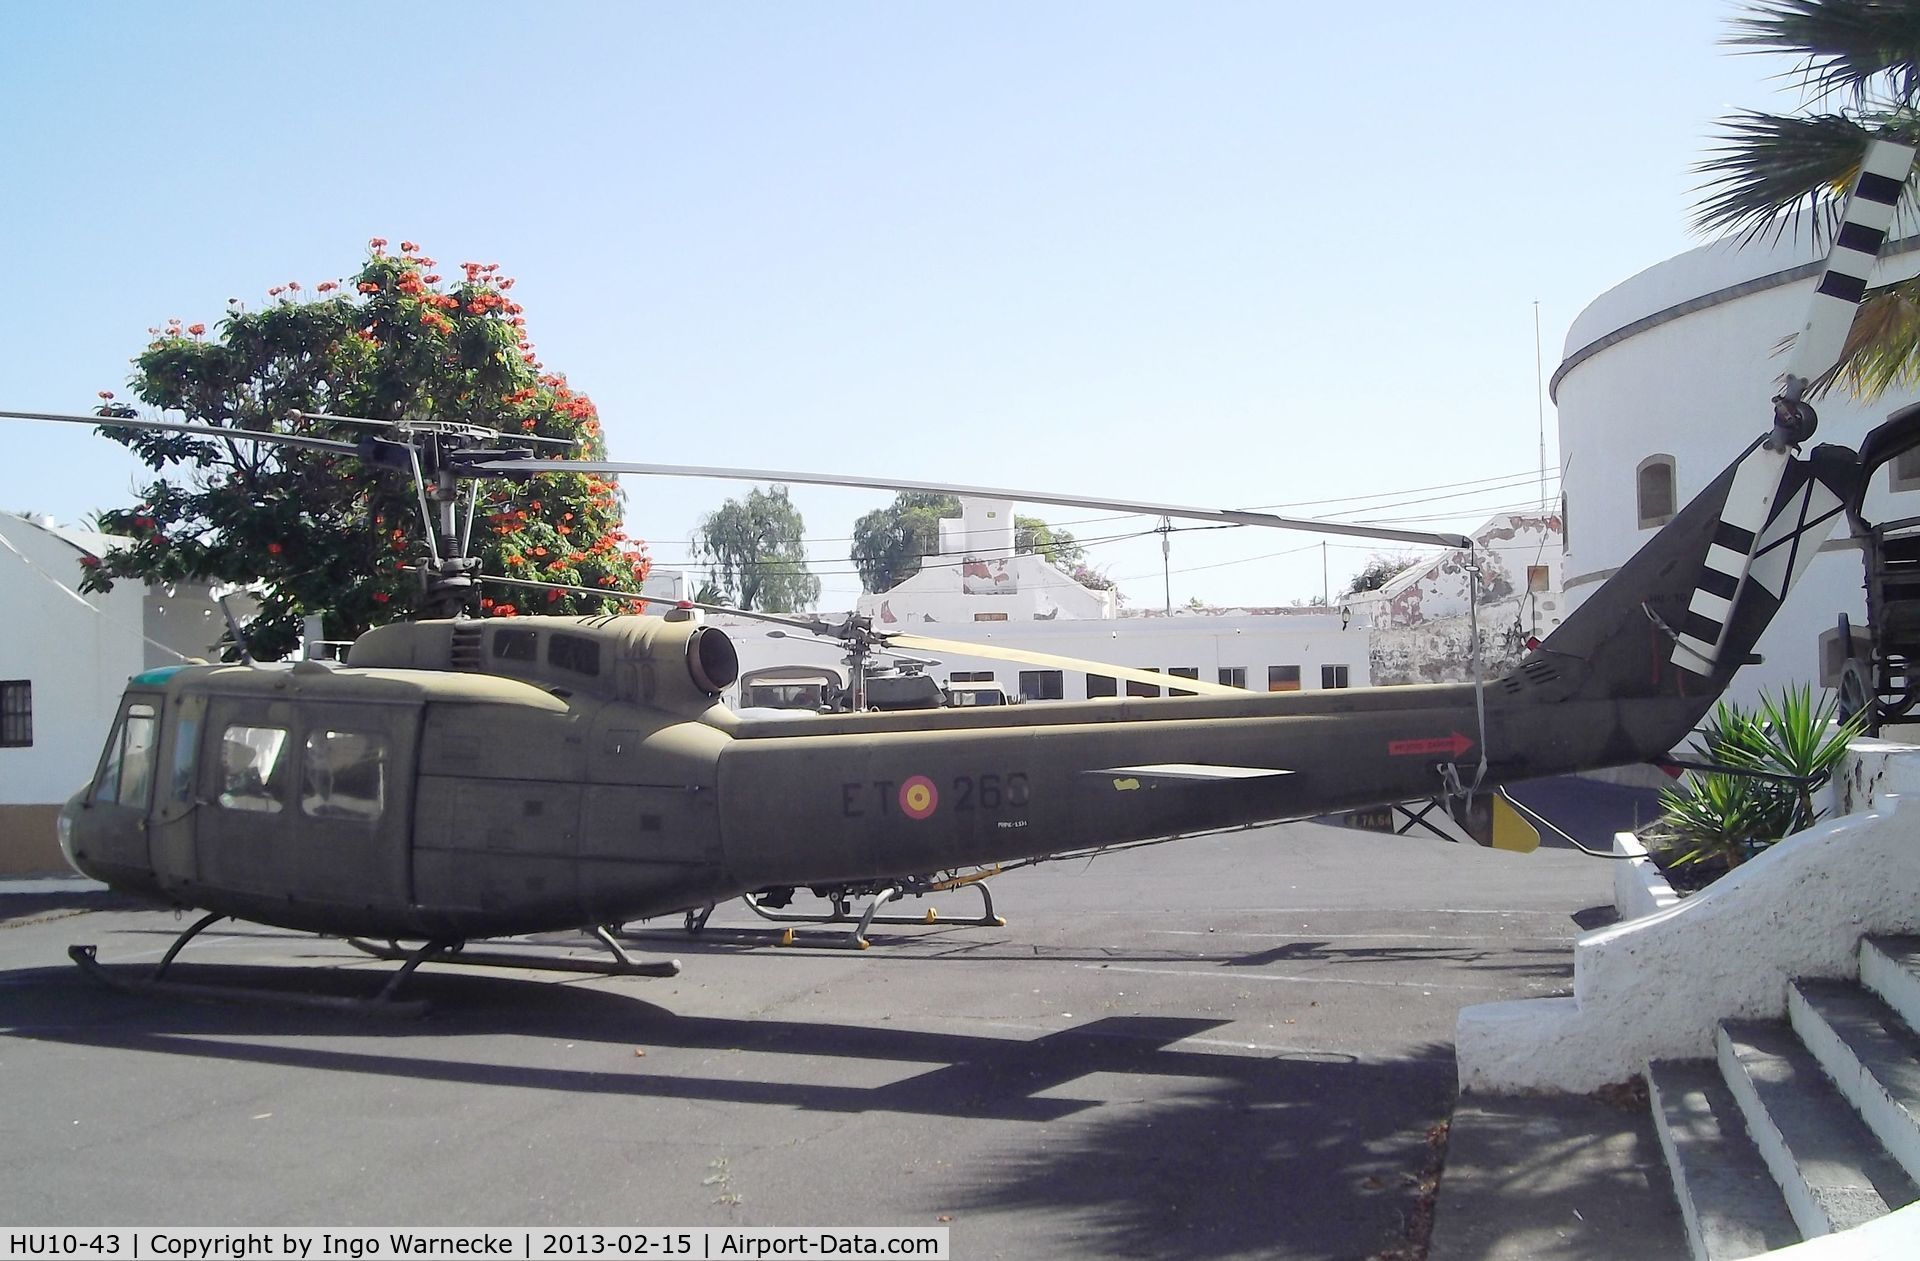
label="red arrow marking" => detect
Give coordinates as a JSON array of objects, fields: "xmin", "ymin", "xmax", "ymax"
[{"xmin": 1388, "ymin": 732, "xmax": 1475, "ymax": 758}]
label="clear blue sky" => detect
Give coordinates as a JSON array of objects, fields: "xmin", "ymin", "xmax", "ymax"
[{"xmin": 0, "ymin": 2, "xmax": 1808, "ymax": 610}]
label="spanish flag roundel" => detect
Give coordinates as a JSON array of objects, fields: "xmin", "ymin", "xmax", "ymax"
[{"xmin": 899, "ymin": 775, "xmax": 939, "ymax": 820}]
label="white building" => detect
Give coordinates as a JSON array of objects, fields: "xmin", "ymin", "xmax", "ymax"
[
  {"xmin": 1346, "ymin": 511, "xmax": 1564, "ymax": 632},
  {"xmin": 728, "ymin": 497, "xmax": 1371, "ymax": 703},
  {"xmin": 1344, "ymin": 511, "xmax": 1565, "ymax": 687},
  {"xmin": 721, "ymin": 609, "xmax": 1369, "ymax": 705},
  {"xmin": 854, "ymin": 498, "xmax": 1116, "ymax": 626},
  {"xmin": 1556, "ymin": 235, "xmax": 1920, "ymax": 709},
  {"xmin": 0, "ymin": 513, "xmax": 243, "ymax": 874}
]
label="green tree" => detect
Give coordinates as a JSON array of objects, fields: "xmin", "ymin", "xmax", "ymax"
[
  {"xmin": 82, "ymin": 239, "xmax": 649, "ymax": 658},
  {"xmin": 1696, "ymin": 1, "xmax": 1920, "ymax": 396},
  {"xmin": 693, "ymin": 484, "xmax": 820, "ymax": 612},
  {"xmin": 851, "ymin": 491, "xmax": 954, "ymax": 593},
  {"xmin": 849, "ymin": 491, "xmax": 1088, "ymax": 593}
]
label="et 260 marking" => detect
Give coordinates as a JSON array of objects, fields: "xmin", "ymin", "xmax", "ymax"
[{"xmin": 841, "ymin": 772, "xmax": 1030, "ymax": 819}]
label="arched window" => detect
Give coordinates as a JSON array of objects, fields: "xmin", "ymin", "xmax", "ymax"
[{"xmin": 1637, "ymin": 455, "xmax": 1677, "ymax": 529}]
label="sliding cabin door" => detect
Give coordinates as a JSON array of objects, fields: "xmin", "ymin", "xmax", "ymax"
[{"xmin": 192, "ymin": 696, "xmax": 419, "ymax": 915}]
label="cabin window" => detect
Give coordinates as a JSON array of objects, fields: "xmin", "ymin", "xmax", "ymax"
[
  {"xmin": 1126, "ymin": 669, "xmax": 1162, "ymax": 698},
  {"xmin": 493, "ymin": 629, "xmax": 538, "ymax": 661},
  {"xmin": 95, "ymin": 702, "xmax": 158, "ymax": 807},
  {"xmin": 950, "ymin": 670, "xmax": 994, "ymax": 683},
  {"xmin": 218, "ymin": 724, "xmax": 289, "ymax": 814},
  {"xmin": 1269, "ymin": 665, "xmax": 1302, "ymax": 692},
  {"xmin": 1218, "ymin": 667, "xmax": 1247, "ymax": 689},
  {"xmin": 1018, "ymin": 670, "xmax": 1064, "ymax": 700},
  {"xmin": 1085, "ymin": 673, "xmax": 1117, "ymax": 698},
  {"xmin": 747, "ymin": 682, "xmax": 829, "ymax": 709},
  {"xmin": 118, "ymin": 707, "xmax": 158, "ymax": 806},
  {"xmin": 1167, "ymin": 666, "xmax": 1199, "ymax": 697},
  {"xmin": 549, "ymin": 633, "xmax": 601, "ymax": 676},
  {"xmin": 0, "ymin": 680, "xmax": 29, "ymax": 747},
  {"xmin": 302, "ymin": 730, "xmax": 387, "ymax": 821},
  {"xmin": 1637, "ymin": 455, "xmax": 1677, "ymax": 529},
  {"xmin": 1321, "ymin": 664, "xmax": 1351, "ymax": 689},
  {"xmin": 1893, "ymin": 447, "xmax": 1920, "ymax": 493}
]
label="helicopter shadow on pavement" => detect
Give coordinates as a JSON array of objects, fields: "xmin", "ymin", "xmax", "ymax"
[
  {"xmin": 0, "ymin": 958, "xmax": 1347, "ymax": 1124},
  {"xmin": 617, "ymin": 921, "xmax": 1583, "ymax": 988},
  {"xmin": 0, "ymin": 957, "xmax": 1451, "ymax": 1258}
]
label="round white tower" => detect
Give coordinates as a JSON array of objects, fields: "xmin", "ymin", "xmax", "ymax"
[{"xmin": 1556, "ymin": 234, "xmax": 1920, "ymax": 708}]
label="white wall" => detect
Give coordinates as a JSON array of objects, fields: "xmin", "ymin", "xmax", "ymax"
[
  {"xmin": 0, "ymin": 514, "xmax": 147, "ymax": 806},
  {"xmin": 1557, "ymin": 237, "xmax": 1920, "ymax": 709},
  {"xmin": 719, "ymin": 611, "xmax": 1369, "ymax": 703}
]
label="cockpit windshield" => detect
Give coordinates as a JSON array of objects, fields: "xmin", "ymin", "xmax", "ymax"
[{"xmin": 94, "ymin": 701, "xmax": 158, "ymax": 808}]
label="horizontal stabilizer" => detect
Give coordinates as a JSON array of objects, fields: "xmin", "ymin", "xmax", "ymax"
[{"xmin": 1092, "ymin": 763, "xmax": 1295, "ymax": 782}]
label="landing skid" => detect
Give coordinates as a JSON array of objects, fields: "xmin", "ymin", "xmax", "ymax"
[
  {"xmin": 344, "ymin": 925, "xmax": 681, "ymax": 978},
  {"xmin": 681, "ymin": 873, "xmax": 1006, "ymax": 950},
  {"xmin": 68, "ymin": 912, "xmax": 434, "ymax": 1016},
  {"xmin": 69, "ymin": 917, "xmax": 678, "ymax": 1015}
]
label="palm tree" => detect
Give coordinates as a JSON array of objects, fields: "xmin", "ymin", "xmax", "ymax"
[{"xmin": 1696, "ymin": 1, "xmax": 1920, "ymax": 396}]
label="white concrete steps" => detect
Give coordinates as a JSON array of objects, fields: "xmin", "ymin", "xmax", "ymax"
[
  {"xmin": 1861, "ymin": 935, "xmax": 1920, "ymax": 1031},
  {"xmin": 1789, "ymin": 978, "xmax": 1920, "ymax": 1185},
  {"xmin": 1645, "ymin": 949, "xmax": 1920, "ymax": 1261},
  {"xmin": 1716, "ymin": 1019, "xmax": 1919, "ymax": 1237},
  {"xmin": 1648, "ymin": 1059, "xmax": 1802, "ymax": 1260}
]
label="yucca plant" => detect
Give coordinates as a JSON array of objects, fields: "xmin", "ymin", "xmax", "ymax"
[
  {"xmin": 1650, "ymin": 685, "xmax": 1866, "ymax": 869},
  {"xmin": 1654, "ymin": 771, "xmax": 1788, "ymax": 868},
  {"xmin": 1750, "ymin": 684, "xmax": 1868, "ymax": 832}
]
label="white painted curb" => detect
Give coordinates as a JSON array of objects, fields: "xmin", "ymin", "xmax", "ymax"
[{"xmin": 1613, "ymin": 832, "xmax": 1682, "ymax": 921}]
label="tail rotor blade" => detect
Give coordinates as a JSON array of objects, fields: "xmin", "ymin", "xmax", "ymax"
[
  {"xmin": 1783, "ymin": 138, "xmax": 1917, "ymax": 388},
  {"xmin": 1673, "ymin": 137, "xmax": 1916, "ymax": 678}
]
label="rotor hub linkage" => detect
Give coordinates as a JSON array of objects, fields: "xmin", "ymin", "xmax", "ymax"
[{"xmin": 357, "ymin": 430, "xmax": 540, "ymax": 618}]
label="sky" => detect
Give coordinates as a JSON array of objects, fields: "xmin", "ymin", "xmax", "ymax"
[{"xmin": 0, "ymin": 2, "xmax": 1816, "ymax": 612}]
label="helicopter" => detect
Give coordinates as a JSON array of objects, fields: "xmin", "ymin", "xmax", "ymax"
[{"xmin": 8, "ymin": 138, "xmax": 1918, "ymax": 1011}]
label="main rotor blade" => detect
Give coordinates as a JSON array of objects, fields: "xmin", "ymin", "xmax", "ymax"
[
  {"xmin": 291, "ymin": 410, "xmax": 578, "ymax": 448},
  {"xmin": 882, "ymin": 631, "xmax": 1245, "ymax": 697},
  {"xmin": 468, "ymin": 458, "xmax": 1476, "ymax": 550},
  {"xmin": 4, "ymin": 408, "xmax": 360, "ymax": 456}
]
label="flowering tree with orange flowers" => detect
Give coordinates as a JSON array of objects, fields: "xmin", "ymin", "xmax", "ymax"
[{"xmin": 82, "ymin": 238, "xmax": 649, "ymax": 659}]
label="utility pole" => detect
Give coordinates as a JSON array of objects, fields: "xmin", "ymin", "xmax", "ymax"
[
  {"xmin": 1322, "ymin": 541, "xmax": 1329, "ymax": 608},
  {"xmin": 1159, "ymin": 517, "xmax": 1172, "ymax": 614},
  {"xmin": 1535, "ymin": 300, "xmax": 1548, "ymax": 510}
]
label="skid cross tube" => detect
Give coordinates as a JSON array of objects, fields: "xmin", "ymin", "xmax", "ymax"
[
  {"xmin": 344, "ymin": 933, "xmax": 681, "ymax": 978},
  {"xmin": 738, "ymin": 877, "xmax": 1006, "ymax": 949}
]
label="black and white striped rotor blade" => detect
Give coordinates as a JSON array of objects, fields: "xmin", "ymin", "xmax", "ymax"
[
  {"xmin": 1784, "ymin": 137, "xmax": 1917, "ymax": 386},
  {"xmin": 1670, "ymin": 140, "xmax": 1917, "ymax": 678},
  {"xmin": 466, "ymin": 458, "xmax": 1477, "ymax": 550}
]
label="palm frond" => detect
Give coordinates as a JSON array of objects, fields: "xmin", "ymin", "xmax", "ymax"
[
  {"xmin": 1693, "ymin": 109, "xmax": 1888, "ymax": 240},
  {"xmin": 1822, "ymin": 274, "xmax": 1920, "ymax": 397},
  {"xmin": 1728, "ymin": 0, "xmax": 1920, "ymax": 106}
]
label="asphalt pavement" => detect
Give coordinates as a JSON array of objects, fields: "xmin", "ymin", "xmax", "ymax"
[{"xmin": 0, "ymin": 813, "xmax": 1682, "ymax": 1259}]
